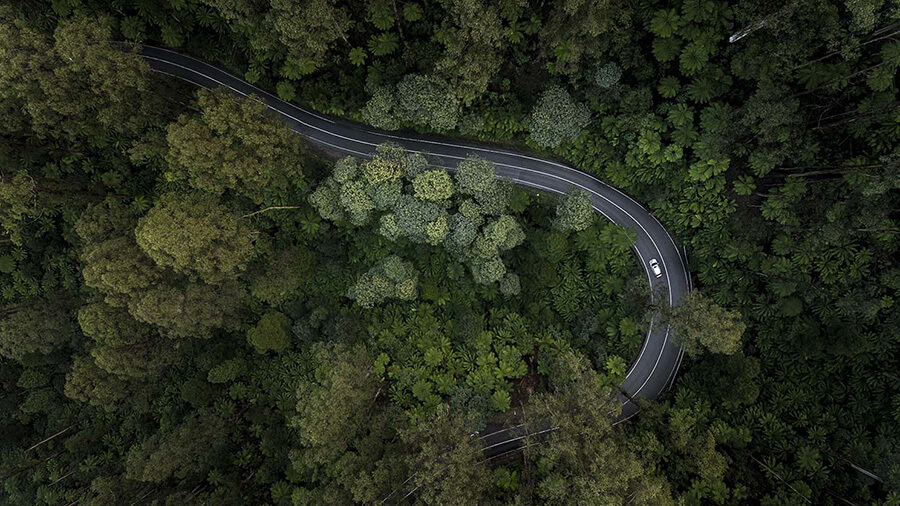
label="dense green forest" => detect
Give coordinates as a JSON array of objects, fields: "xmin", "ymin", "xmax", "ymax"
[{"xmin": 1, "ymin": 0, "xmax": 898, "ymax": 504}]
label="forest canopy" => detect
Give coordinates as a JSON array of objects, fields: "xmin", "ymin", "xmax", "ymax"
[{"xmin": 1, "ymin": 1, "xmax": 899, "ymax": 505}]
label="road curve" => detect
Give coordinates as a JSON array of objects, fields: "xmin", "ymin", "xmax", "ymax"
[{"xmin": 136, "ymin": 44, "xmax": 690, "ymax": 446}]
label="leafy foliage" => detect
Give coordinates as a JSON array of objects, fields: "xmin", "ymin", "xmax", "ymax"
[
  {"xmin": 527, "ymin": 85, "xmax": 592, "ymax": 148},
  {"xmin": 1, "ymin": 1, "xmax": 898, "ymax": 504},
  {"xmin": 166, "ymin": 88, "xmax": 306, "ymax": 203}
]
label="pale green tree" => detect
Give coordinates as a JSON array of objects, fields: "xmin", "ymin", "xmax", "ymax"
[
  {"xmin": 595, "ymin": 62, "xmax": 623, "ymax": 88},
  {"xmin": 471, "ymin": 257, "xmax": 506, "ymax": 284},
  {"xmin": 455, "ymin": 156, "xmax": 497, "ymax": 197},
  {"xmin": 527, "ymin": 85, "xmax": 591, "ymax": 148},
  {"xmin": 394, "ymin": 195, "xmax": 447, "ymax": 242},
  {"xmin": 482, "ymin": 215, "xmax": 525, "ymax": 251},
  {"xmin": 446, "ymin": 213, "xmax": 478, "ymax": 253},
  {"xmin": 361, "ymin": 86, "xmax": 400, "ymax": 130},
  {"xmin": 499, "ymin": 273, "xmax": 521, "ymax": 296},
  {"xmin": 339, "ymin": 180, "xmax": 376, "ymax": 225},
  {"xmin": 555, "ymin": 188, "xmax": 595, "ymax": 232},
  {"xmin": 425, "ymin": 215, "xmax": 450, "ymax": 245},
  {"xmin": 308, "ymin": 179, "xmax": 346, "ymax": 223},
  {"xmin": 362, "ymin": 144, "xmax": 406, "ymax": 183},
  {"xmin": 413, "ymin": 170, "xmax": 455, "ymax": 202},
  {"xmin": 348, "ymin": 255, "xmax": 418, "ymax": 308},
  {"xmin": 395, "ymin": 74, "xmax": 461, "ymax": 131}
]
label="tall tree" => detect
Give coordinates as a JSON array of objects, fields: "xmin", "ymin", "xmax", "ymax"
[
  {"xmin": 524, "ymin": 350, "xmax": 675, "ymax": 505},
  {"xmin": 554, "ymin": 187, "xmax": 595, "ymax": 232},
  {"xmin": 663, "ymin": 290, "xmax": 745, "ymax": 356},
  {"xmin": 166, "ymin": 89, "xmax": 307, "ymax": 204},
  {"xmin": 399, "ymin": 406, "xmax": 492, "ymax": 505},
  {"xmin": 125, "ymin": 409, "xmax": 229, "ymax": 483},
  {"xmin": 135, "ymin": 192, "xmax": 255, "ymax": 284},
  {"xmin": 542, "ymin": 0, "xmax": 633, "ymax": 76},
  {"xmin": 434, "ymin": 0, "xmax": 504, "ymax": 105},
  {"xmin": 527, "ymin": 85, "xmax": 591, "ymax": 148},
  {"xmin": 267, "ymin": 0, "xmax": 350, "ymax": 72},
  {"xmin": 0, "ymin": 297, "xmax": 77, "ymax": 361},
  {"xmin": 0, "ymin": 10, "xmax": 160, "ymax": 142}
]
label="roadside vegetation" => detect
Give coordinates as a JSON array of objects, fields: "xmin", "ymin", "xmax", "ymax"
[{"xmin": 1, "ymin": 1, "xmax": 898, "ymax": 505}]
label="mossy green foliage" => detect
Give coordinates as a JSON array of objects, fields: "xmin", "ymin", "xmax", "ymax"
[
  {"xmin": 1, "ymin": 1, "xmax": 898, "ymax": 504},
  {"xmin": 247, "ymin": 311, "xmax": 292, "ymax": 354}
]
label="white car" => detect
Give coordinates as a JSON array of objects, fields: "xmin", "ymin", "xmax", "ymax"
[{"xmin": 649, "ymin": 258, "xmax": 663, "ymax": 278}]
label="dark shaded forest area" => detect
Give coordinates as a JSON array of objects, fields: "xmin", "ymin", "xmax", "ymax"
[{"xmin": 1, "ymin": 0, "xmax": 898, "ymax": 504}]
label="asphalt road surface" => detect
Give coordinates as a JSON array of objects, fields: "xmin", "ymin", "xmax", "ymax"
[{"xmin": 137, "ymin": 45, "xmax": 691, "ymax": 459}]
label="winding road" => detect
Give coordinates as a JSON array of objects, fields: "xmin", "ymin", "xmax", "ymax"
[{"xmin": 136, "ymin": 45, "xmax": 690, "ymax": 458}]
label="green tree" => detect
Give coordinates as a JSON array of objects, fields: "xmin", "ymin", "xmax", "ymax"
[
  {"xmin": 663, "ymin": 290, "xmax": 745, "ymax": 356},
  {"xmin": 249, "ymin": 247, "xmax": 315, "ymax": 304},
  {"xmin": 527, "ymin": 85, "xmax": 591, "ymax": 148},
  {"xmin": 542, "ymin": 0, "xmax": 632, "ymax": 76},
  {"xmin": 207, "ymin": 357, "xmax": 247, "ymax": 384},
  {"xmin": 0, "ymin": 173, "xmax": 35, "ymax": 245},
  {"xmin": 77, "ymin": 301, "xmax": 153, "ymax": 347},
  {"xmin": 248, "ymin": 311, "xmax": 292, "ymax": 353},
  {"xmin": 135, "ymin": 192, "xmax": 254, "ymax": 283},
  {"xmin": 75, "ymin": 199, "xmax": 137, "ymax": 245},
  {"xmin": 64, "ymin": 355, "xmax": 134, "ymax": 410},
  {"xmin": 396, "ymin": 74, "xmax": 461, "ymax": 131},
  {"xmin": 293, "ymin": 343, "xmax": 379, "ymax": 460},
  {"xmin": 127, "ymin": 281, "xmax": 245, "ymax": 338},
  {"xmin": 413, "ymin": 170, "xmax": 455, "ymax": 202},
  {"xmin": 526, "ymin": 351, "xmax": 675, "ymax": 505},
  {"xmin": 434, "ymin": 0, "xmax": 504, "ymax": 105},
  {"xmin": 267, "ymin": 0, "xmax": 350, "ymax": 71},
  {"xmin": 125, "ymin": 409, "xmax": 229, "ymax": 483},
  {"xmin": 401, "ymin": 406, "xmax": 492, "ymax": 505},
  {"xmin": 348, "ymin": 255, "xmax": 418, "ymax": 308},
  {"xmin": 166, "ymin": 89, "xmax": 306, "ymax": 203},
  {"xmin": 0, "ymin": 297, "xmax": 77, "ymax": 361},
  {"xmin": 0, "ymin": 11, "xmax": 160, "ymax": 141},
  {"xmin": 554, "ymin": 188, "xmax": 594, "ymax": 232},
  {"xmin": 91, "ymin": 339, "xmax": 173, "ymax": 378},
  {"xmin": 80, "ymin": 237, "xmax": 162, "ymax": 307}
]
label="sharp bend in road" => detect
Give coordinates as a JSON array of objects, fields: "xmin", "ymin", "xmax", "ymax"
[{"xmin": 136, "ymin": 44, "xmax": 691, "ymax": 453}]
